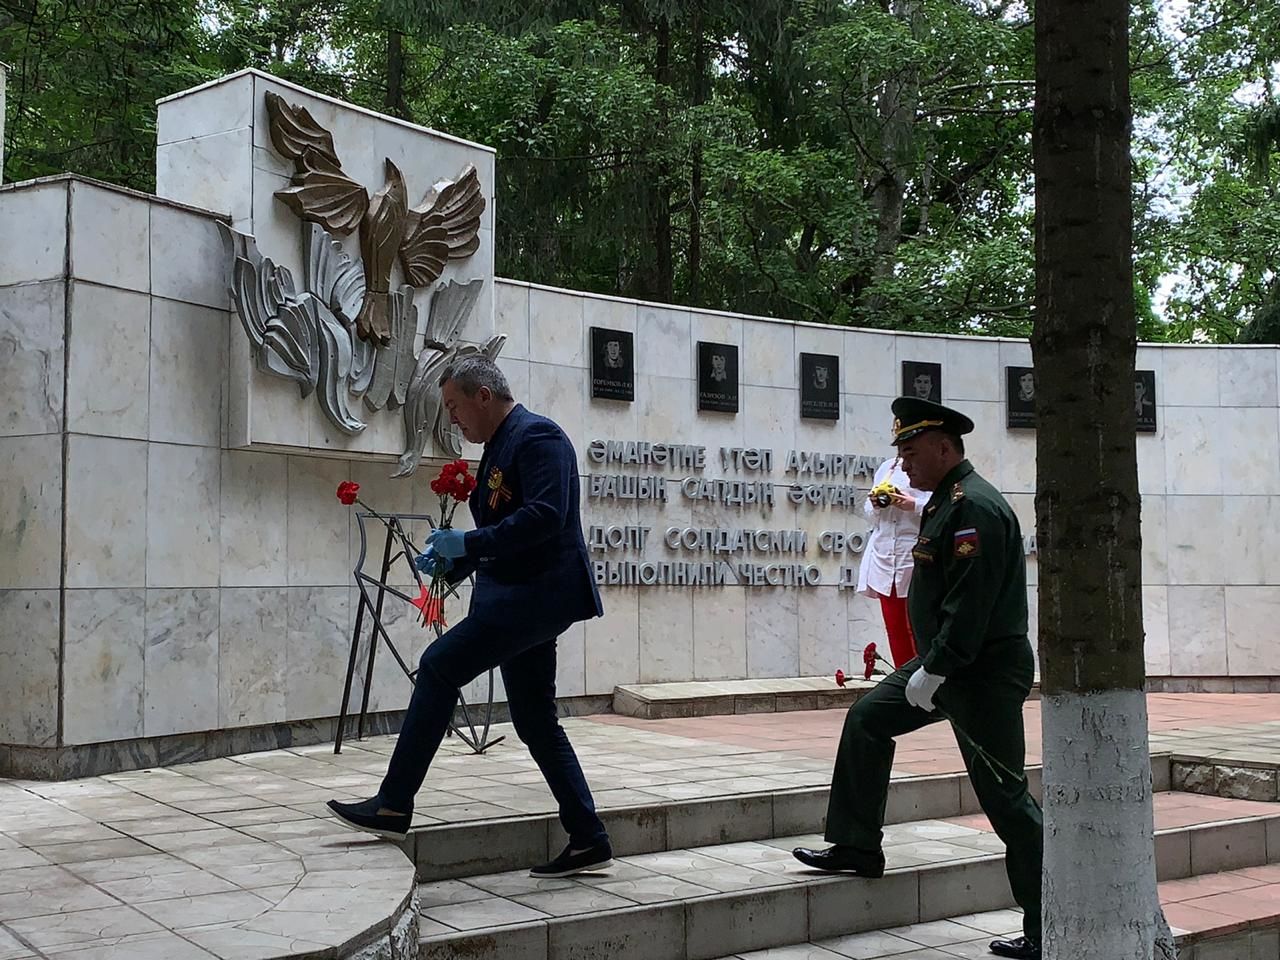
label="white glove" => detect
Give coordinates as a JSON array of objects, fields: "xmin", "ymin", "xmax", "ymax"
[{"xmin": 904, "ymin": 666, "xmax": 944, "ymax": 712}]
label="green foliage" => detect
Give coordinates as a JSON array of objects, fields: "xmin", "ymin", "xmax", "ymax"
[{"xmin": 4, "ymin": 0, "xmax": 1280, "ymax": 342}]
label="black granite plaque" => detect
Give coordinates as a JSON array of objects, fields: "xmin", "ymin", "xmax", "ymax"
[
  {"xmin": 590, "ymin": 327, "xmax": 634, "ymax": 401},
  {"xmin": 697, "ymin": 341, "xmax": 739, "ymax": 413},
  {"xmin": 1135, "ymin": 369, "xmax": 1157, "ymax": 433},
  {"xmin": 800, "ymin": 352, "xmax": 840, "ymax": 420},
  {"xmin": 1006, "ymin": 366, "xmax": 1036, "ymax": 429},
  {"xmin": 902, "ymin": 360, "xmax": 941, "ymax": 403}
]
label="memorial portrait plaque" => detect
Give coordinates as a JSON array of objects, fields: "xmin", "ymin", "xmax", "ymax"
[
  {"xmin": 1006, "ymin": 366, "xmax": 1036, "ymax": 429},
  {"xmin": 590, "ymin": 327, "xmax": 634, "ymax": 402},
  {"xmin": 800, "ymin": 352, "xmax": 840, "ymax": 420},
  {"xmin": 697, "ymin": 341, "xmax": 739, "ymax": 413},
  {"xmin": 902, "ymin": 360, "xmax": 942, "ymax": 403},
  {"xmin": 1135, "ymin": 369, "xmax": 1157, "ymax": 433}
]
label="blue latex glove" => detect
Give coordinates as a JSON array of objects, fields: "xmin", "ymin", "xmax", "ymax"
[
  {"xmin": 413, "ymin": 547, "xmax": 451, "ymax": 577},
  {"xmin": 427, "ymin": 527, "xmax": 468, "ymax": 559}
]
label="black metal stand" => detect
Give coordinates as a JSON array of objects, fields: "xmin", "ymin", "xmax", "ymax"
[{"xmin": 334, "ymin": 512, "xmax": 504, "ymax": 755}]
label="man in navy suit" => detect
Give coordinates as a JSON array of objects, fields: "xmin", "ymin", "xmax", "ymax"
[{"xmin": 328, "ymin": 356, "xmax": 612, "ymax": 878}]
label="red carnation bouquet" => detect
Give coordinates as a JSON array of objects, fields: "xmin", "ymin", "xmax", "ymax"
[
  {"xmin": 415, "ymin": 459, "xmax": 477, "ymax": 631},
  {"xmin": 334, "ymin": 459, "xmax": 477, "ymax": 632}
]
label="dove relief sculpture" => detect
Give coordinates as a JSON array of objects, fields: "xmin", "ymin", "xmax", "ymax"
[{"xmin": 220, "ymin": 90, "xmax": 502, "ymax": 474}]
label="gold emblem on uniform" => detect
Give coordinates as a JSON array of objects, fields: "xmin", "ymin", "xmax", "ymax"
[{"xmin": 951, "ymin": 484, "xmax": 966, "ymax": 503}]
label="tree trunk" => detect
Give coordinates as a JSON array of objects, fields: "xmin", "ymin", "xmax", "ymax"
[
  {"xmin": 688, "ymin": 17, "xmax": 707, "ymax": 306},
  {"xmin": 385, "ymin": 29, "xmax": 407, "ymax": 120},
  {"xmin": 865, "ymin": 0, "xmax": 922, "ymax": 308},
  {"xmin": 1032, "ymin": 1, "xmax": 1175, "ymax": 957},
  {"xmin": 652, "ymin": 15, "xmax": 675, "ymax": 302}
]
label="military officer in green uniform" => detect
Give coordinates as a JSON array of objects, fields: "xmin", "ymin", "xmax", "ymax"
[{"xmin": 794, "ymin": 396, "xmax": 1044, "ymax": 960}]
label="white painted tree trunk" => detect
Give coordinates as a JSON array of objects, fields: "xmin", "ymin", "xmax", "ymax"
[{"xmin": 1041, "ymin": 690, "xmax": 1177, "ymax": 959}]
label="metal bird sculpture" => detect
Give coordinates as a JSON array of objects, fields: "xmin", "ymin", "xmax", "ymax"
[{"xmin": 264, "ymin": 91, "xmax": 486, "ymax": 344}]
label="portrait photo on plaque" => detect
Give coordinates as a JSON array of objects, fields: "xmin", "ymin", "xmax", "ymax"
[
  {"xmin": 589, "ymin": 326, "xmax": 634, "ymax": 401},
  {"xmin": 697, "ymin": 340, "xmax": 739, "ymax": 413},
  {"xmin": 1006, "ymin": 366, "xmax": 1036, "ymax": 429},
  {"xmin": 800, "ymin": 352, "xmax": 840, "ymax": 420},
  {"xmin": 902, "ymin": 360, "xmax": 942, "ymax": 403},
  {"xmin": 1134, "ymin": 369, "xmax": 1157, "ymax": 433}
]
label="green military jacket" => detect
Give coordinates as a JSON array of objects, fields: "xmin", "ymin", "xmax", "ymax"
[{"xmin": 907, "ymin": 459, "xmax": 1029, "ymax": 677}]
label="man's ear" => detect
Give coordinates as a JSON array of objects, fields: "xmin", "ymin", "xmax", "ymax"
[{"xmin": 477, "ymin": 386, "xmax": 492, "ymax": 403}]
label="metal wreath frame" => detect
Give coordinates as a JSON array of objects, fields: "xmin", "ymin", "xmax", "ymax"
[{"xmin": 334, "ymin": 511, "xmax": 504, "ymax": 755}]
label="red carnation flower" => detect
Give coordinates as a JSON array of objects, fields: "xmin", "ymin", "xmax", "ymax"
[
  {"xmin": 863, "ymin": 642, "xmax": 878, "ymax": 680},
  {"xmin": 835, "ymin": 669, "xmax": 847, "ymax": 688},
  {"xmin": 336, "ymin": 481, "xmax": 360, "ymax": 505}
]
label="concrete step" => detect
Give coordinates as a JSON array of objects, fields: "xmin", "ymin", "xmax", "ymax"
[
  {"xmin": 407, "ymin": 761, "xmax": 1074, "ymax": 881},
  {"xmin": 612, "ymin": 678, "xmax": 876, "ymax": 720},
  {"xmin": 414, "ymin": 793, "xmax": 1280, "ymax": 960},
  {"xmin": 706, "ymin": 865, "xmax": 1280, "ymax": 959}
]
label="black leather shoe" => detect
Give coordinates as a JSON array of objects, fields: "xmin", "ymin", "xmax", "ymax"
[
  {"xmin": 530, "ymin": 841, "xmax": 614, "ymax": 878},
  {"xmin": 990, "ymin": 936, "xmax": 1041, "ymax": 959},
  {"xmin": 791, "ymin": 845, "xmax": 885, "ymax": 877},
  {"xmin": 326, "ymin": 797, "xmax": 410, "ymax": 841}
]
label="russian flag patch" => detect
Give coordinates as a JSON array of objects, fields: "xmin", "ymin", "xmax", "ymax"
[{"xmin": 953, "ymin": 527, "xmax": 980, "ymax": 558}]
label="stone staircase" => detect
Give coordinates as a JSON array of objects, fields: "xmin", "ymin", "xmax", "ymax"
[{"xmin": 411, "ymin": 758, "xmax": 1280, "ymax": 960}]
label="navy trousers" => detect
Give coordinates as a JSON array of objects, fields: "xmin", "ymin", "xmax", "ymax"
[{"xmin": 378, "ymin": 608, "xmax": 608, "ymax": 848}]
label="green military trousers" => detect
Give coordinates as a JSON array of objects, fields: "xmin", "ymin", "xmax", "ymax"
[{"xmin": 824, "ymin": 648, "xmax": 1043, "ymax": 942}]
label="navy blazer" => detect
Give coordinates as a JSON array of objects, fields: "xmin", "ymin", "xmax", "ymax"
[{"xmin": 449, "ymin": 405, "xmax": 603, "ymax": 625}]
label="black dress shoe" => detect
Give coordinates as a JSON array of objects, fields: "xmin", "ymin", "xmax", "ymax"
[
  {"xmin": 326, "ymin": 797, "xmax": 410, "ymax": 841},
  {"xmin": 791, "ymin": 845, "xmax": 885, "ymax": 877},
  {"xmin": 990, "ymin": 936, "xmax": 1041, "ymax": 959},
  {"xmin": 530, "ymin": 840, "xmax": 614, "ymax": 878}
]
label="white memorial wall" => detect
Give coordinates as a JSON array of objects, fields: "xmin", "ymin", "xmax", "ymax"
[{"xmin": 1, "ymin": 70, "xmax": 1277, "ymax": 771}]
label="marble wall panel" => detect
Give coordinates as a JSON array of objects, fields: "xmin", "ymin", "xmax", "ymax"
[
  {"xmin": 156, "ymin": 72, "xmax": 254, "ymax": 146},
  {"xmin": 1224, "ymin": 586, "xmax": 1280, "ymax": 675},
  {"xmin": 1219, "ymin": 349, "xmax": 1277, "ymax": 408},
  {"xmin": 285, "ymin": 586, "xmax": 351, "ymax": 720},
  {"xmin": 69, "ymin": 182, "xmax": 150, "ymax": 293},
  {"xmin": 150, "ymin": 205, "xmax": 228, "ymax": 311},
  {"xmin": 743, "ymin": 322, "xmax": 796, "ymax": 390},
  {"xmin": 64, "ymin": 435, "xmax": 147, "ymax": 589},
  {"xmin": 0, "ymin": 590, "xmax": 60, "ymax": 746},
  {"xmin": 691, "ymin": 587, "xmax": 747, "ymax": 680},
  {"xmin": 528, "ymin": 287, "xmax": 586, "ymax": 368},
  {"xmin": 66, "ymin": 283, "xmax": 150, "ymax": 439},
  {"xmin": 636, "ymin": 305, "xmax": 692, "ymax": 380},
  {"xmin": 219, "ymin": 587, "xmax": 288, "ymax": 728},
  {"xmin": 1218, "ymin": 407, "xmax": 1280, "ymax": 496},
  {"xmin": 1167, "ymin": 585, "xmax": 1227, "ymax": 675},
  {"xmin": 1162, "ymin": 347, "xmax": 1220, "ymax": 406},
  {"xmin": 584, "ymin": 588, "xmax": 639, "ymax": 696},
  {"xmin": 155, "ymin": 128, "xmax": 253, "ymax": 223},
  {"xmin": 638, "ymin": 588, "xmax": 694, "ymax": 683},
  {"xmin": 146, "ymin": 444, "xmax": 220, "ymax": 589},
  {"xmin": 0, "ymin": 182, "xmax": 68, "ymax": 286},
  {"xmin": 220, "ymin": 450, "xmax": 289, "ymax": 587},
  {"xmin": 845, "ymin": 332, "xmax": 897, "ymax": 398},
  {"xmin": 746, "ymin": 587, "xmax": 799, "ymax": 678},
  {"xmin": 149, "ymin": 298, "xmax": 226, "ymax": 447},
  {"xmin": 0, "ymin": 434, "xmax": 63, "ymax": 591},
  {"xmin": 63, "ymin": 588, "xmax": 146, "ymax": 744},
  {"xmin": 286, "ymin": 456, "xmax": 352, "ymax": 587},
  {"xmin": 0, "ymin": 281, "xmax": 65, "ymax": 437},
  {"xmin": 144, "ymin": 588, "xmax": 219, "ymax": 736},
  {"xmin": 495, "ymin": 281, "xmax": 531, "ymax": 363},
  {"xmin": 1142, "ymin": 586, "xmax": 1171, "ymax": 677},
  {"xmin": 945, "ymin": 336, "xmax": 1002, "ymax": 402},
  {"xmin": 798, "ymin": 587, "xmax": 849, "ymax": 677},
  {"xmin": 1166, "ymin": 495, "xmax": 1225, "ymax": 586}
]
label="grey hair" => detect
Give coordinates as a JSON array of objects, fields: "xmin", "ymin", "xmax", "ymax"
[{"xmin": 438, "ymin": 355, "xmax": 514, "ymax": 400}]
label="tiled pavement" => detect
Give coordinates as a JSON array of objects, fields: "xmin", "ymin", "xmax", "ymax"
[{"xmin": 0, "ymin": 693, "xmax": 1276, "ymax": 958}]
